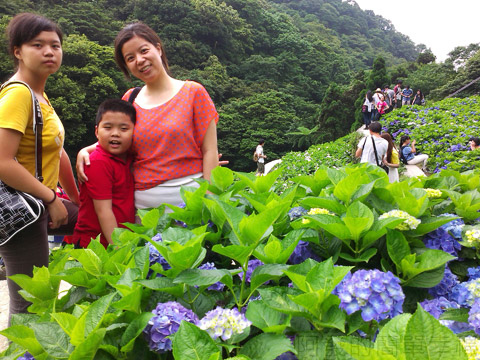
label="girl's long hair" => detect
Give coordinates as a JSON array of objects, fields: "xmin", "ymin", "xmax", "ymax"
[
  {"xmin": 381, "ymin": 133, "xmax": 397, "ymax": 163},
  {"xmin": 366, "ymin": 90, "xmax": 373, "ymax": 102}
]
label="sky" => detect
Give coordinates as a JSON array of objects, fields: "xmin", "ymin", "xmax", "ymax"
[{"xmin": 352, "ymin": 0, "xmax": 480, "ymax": 61}]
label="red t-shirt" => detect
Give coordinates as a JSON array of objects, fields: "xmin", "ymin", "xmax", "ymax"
[
  {"xmin": 69, "ymin": 145, "xmax": 135, "ymax": 248},
  {"xmin": 123, "ymin": 81, "xmax": 218, "ymax": 191}
]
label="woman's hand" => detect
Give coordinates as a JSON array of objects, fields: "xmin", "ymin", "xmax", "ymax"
[
  {"xmin": 47, "ymin": 198, "xmax": 68, "ymax": 229},
  {"xmin": 76, "ymin": 147, "xmax": 92, "ymax": 183}
]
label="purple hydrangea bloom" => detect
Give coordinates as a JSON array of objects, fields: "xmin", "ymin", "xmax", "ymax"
[
  {"xmin": 144, "ymin": 301, "xmax": 199, "ymax": 353},
  {"xmin": 420, "ymin": 297, "xmax": 459, "ymax": 319},
  {"xmin": 198, "ymin": 262, "xmax": 225, "ymax": 291},
  {"xmin": 148, "ymin": 235, "xmax": 170, "ymax": 272},
  {"xmin": 423, "ymin": 228, "xmax": 461, "ymax": 257},
  {"xmin": 428, "ymin": 266, "xmax": 459, "ymax": 299},
  {"xmin": 468, "ymin": 267, "xmax": 480, "ymax": 280},
  {"xmin": 333, "ymin": 269, "xmax": 405, "ymax": 322},
  {"xmin": 275, "ymin": 353, "xmax": 298, "ymax": 360},
  {"xmin": 238, "ymin": 259, "xmax": 264, "ymax": 283},
  {"xmin": 469, "ymin": 298, "xmax": 480, "ymax": 335},
  {"xmin": 440, "ymin": 216, "xmax": 464, "ymax": 240},
  {"xmin": 289, "ymin": 241, "xmax": 320, "ymax": 265},
  {"xmin": 450, "ymin": 279, "xmax": 480, "ymax": 307},
  {"xmin": 288, "ymin": 206, "xmax": 307, "ymax": 221},
  {"xmin": 18, "ymin": 353, "xmax": 35, "ymax": 360}
]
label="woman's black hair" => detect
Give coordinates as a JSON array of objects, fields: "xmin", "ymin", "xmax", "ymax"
[
  {"xmin": 7, "ymin": 13, "xmax": 63, "ymax": 68},
  {"xmin": 366, "ymin": 90, "xmax": 373, "ymax": 102},
  {"xmin": 400, "ymin": 135, "xmax": 410, "ymax": 147},
  {"xmin": 114, "ymin": 22, "xmax": 169, "ymax": 80}
]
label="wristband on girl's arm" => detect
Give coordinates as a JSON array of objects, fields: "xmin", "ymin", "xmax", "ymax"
[{"xmin": 44, "ymin": 188, "xmax": 57, "ymax": 205}]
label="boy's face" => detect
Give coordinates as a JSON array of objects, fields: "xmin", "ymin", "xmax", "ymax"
[{"xmin": 95, "ymin": 111, "xmax": 134, "ymax": 159}]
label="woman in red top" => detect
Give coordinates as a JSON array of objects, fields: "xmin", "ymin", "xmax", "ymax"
[{"xmin": 77, "ymin": 22, "xmax": 219, "ymax": 210}]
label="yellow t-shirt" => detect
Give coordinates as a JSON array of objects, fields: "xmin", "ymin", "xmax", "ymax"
[
  {"xmin": 0, "ymin": 83, "xmax": 64, "ymax": 189},
  {"xmin": 391, "ymin": 148, "xmax": 400, "ymax": 165}
]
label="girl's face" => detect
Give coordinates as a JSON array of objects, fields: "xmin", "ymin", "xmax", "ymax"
[
  {"xmin": 14, "ymin": 31, "xmax": 62, "ymax": 77},
  {"xmin": 122, "ymin": 35, "xmax": 163, "ymax": 83},
  {"xmin": 379, "ymin": 95, "xmax": 384, "ymax": 101}
]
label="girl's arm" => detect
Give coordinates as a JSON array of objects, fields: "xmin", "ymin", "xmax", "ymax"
[
  {"xmin": 76, "ymin": 143, "xmax": 97, "ymax": 183},
  {"xmin": 0, "ymin": 128, "xmax": 68, "ymax": 228},
  {"xmin": 58, "ymin": 148, "xmax": 79, "ymax": 205},
  {"xmin": 201, "ymin": 120, "xmax": 219, "ymax": 182}
]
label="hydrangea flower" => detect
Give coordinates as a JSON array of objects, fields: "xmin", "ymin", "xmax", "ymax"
[
  {"xmin": 424, "ymin": 188, "xmax": 442, "ymax": 198},
  {"xmin": 378, "ymin": 210, "xmax": 420, "ymax": 231},
  {"xmin": 461, "ymin": 336, "xmax": 480, "ymax": 360},
  {"xmin": 424, "ymin": 227, "xmax": 462, "ymax": 256},
  {"xmin": 17, "ymin": 353, "xmax": 35, "ymax": 360},
  {"xmin": 428, "ymin": 266, "xmax": 459, "ymax": 299},
  {"xmin": 469, "ymin": 299, "xmax": 480, "ymax": 335},
  {"xmin": 289, "ymin": 240, "xmax": 320, "ymax": 264},
  {"xmin": 465, "ymin": 229, "xmax": 480, "ymax": 248},
  {"xmin": 301, "ymin": 208, "xmax": 335, "ymax": 224},
  {"xmin": 148, "ymin": 234, "xmax": 170, "ymax": 272},
  {"xmin": 198, "ymin": 307, "xmax": 252, "ymax": 341},
  {"xmin": 143, "ymin": 301, "xmax": 199, "ymax": 353},
  {"xmin": 238, "ymin": 259, "xmax": 263, "ymax": 283},
  {"xmin": 198, "ymin": 262, "xmax": 225, "ymax": 291},
  {"xmin": 439, "ymin": 215, "xmax": 464, "ymax": 240},
  {"xmin": 288, "ymin": 206, "xmax": 307, "ymax": 221},
  {"xmin": 451, "ymin": 279, "xmax": 480, "ymax": 307},
  {"xmin": 468, "ymin": 267, "xmax": 480, "ymax": 280},
  {"xmin": 420, "ymin": 297, "xmax": 459, "ymax": 319},
  {"xmin": 333, "ymin": 269, "xmax": 405, "ymax": 322}
]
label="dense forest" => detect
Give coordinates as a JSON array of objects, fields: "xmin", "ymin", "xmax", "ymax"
[{"xmin": 1, "ymin": 0, "xmax": 479, "ymax": 171}]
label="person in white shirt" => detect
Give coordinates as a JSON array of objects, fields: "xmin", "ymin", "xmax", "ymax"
[
  {"xmin": 255, "ymin": 139, "xmax": 267, "ymax": 175},
  {"xmin": 355, "ymin": 121, "xmax": 388, "ymax": 167}
]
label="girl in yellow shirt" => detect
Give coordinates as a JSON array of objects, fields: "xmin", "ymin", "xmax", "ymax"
[
  {"xmin": 0, "ymin": 13, "xmax": 79, "ymax": 319},
  {"xmin": 381, "ymin": 133, "xmax": 400, "ymax": 183}
]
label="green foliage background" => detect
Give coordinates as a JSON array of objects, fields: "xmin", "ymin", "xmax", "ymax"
[{"xmin": 1, "ymin": 0, "xmax": 479, "ymax": 171}]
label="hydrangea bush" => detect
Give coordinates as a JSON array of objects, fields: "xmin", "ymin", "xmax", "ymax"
[{"xmin": 1, "ymin": 164, "xmax": 479, "ymax": 360}]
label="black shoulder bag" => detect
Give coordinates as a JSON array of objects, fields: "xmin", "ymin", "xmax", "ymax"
[
  {"xmin": 371, "ymin": 137, "xmax": 389, "ymax": 173},
  {"xmin": 0, "ymin": 81, "xmax": 45, "ymax": 246}
]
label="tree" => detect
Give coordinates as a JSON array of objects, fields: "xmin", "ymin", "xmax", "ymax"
[
  {"xmin": 367, "ymin": 56, "xmax": 390, "ymax": 90},
  {"xmin": 417, "ymin": 50, "xmax": 436, "ymax": 65}
]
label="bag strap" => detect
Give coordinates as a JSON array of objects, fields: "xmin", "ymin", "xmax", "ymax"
[
  {"xmin": 1, "ymin": 81, "xmax": 44, "ymax": 182},
  {"xmin": 371, "ymin": 136, "xmax": 381, "ymax": 167},
  {"xmin": 128, "ymin": 87, "xmax": 142, "ymax": 103},
  {"xmin": 362, "ymin": 137, "xmax": 368, "ymax": 151}
]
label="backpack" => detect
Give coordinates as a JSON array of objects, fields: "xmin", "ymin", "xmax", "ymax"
[
  {"xmin": 253, "ymin": 151, "xmax": 259, "ymax": 162},
  {"xmin": 399, "ymin": 146, "xmax": 408, "ymax": 165}
]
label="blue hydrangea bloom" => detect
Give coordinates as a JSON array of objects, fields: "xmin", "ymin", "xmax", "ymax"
[
  {"xmin": 469, "ymin": 298, "xmax": 480, "ymax": 335},
  {"xmin": 148, "ymin": 234, "xmax": 170, "ymax": 272},
  {"xmin": 468, "ymin": 267, "xmax": 480, "ymax": 280},
  {"xmin": 428, "ymin": 266, "xmax": 459, "ymax": 299},
  {"xmin": 198, "ymin": 262, "xmax": 225, "ymax": 291},
  {"xmin": 288, "ymin": 206, "xmax": 307, "ymax": 221},
  {"xmin": 420, "ymin": 297, "xmax": 459, "ymax": 319},
  {"xmin": 439, "ymin": 215, "xmax": 464, "ymax": 240},
  {"xmin": 17, "ymin": 353, "xmax": 35, "ymax": 360},
  {"xmin": 423, "ymin": 228, "xmax": 461, "ymax": 257},
  {"xmin": 333, "ymin": 269, "xmax": 405, "ymax": 322},
  {"xmin": 289, "ymin": 241, "xmax": 320, "ymax": 265},
  {"xmin": 451, "ymin": 279, "xmax": 480, "ymax": 307},
  {"xmin": 143, "ymin": 301, "xmax": 198, "ymax": 353},
  {"xmin": 238, "ymin": 259, "xmax": 264, "ymax": 283},
  {"xmin": 275, "ymin": 353, "xmax": 298, "ymax": 360}
]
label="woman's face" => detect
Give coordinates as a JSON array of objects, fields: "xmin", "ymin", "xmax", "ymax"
[
  {"xmin": 14, "ymin": 31, "xmax": 62, "ymax": 76},
  {"xmin": 122, "ymin": 35, "xmax": 163, "ymax": 83}
]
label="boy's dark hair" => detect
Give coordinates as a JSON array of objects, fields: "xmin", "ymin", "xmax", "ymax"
[
  {"xmin": 114, "ymin": 22, "xmax": 169, "ymax": 80},
  {"xmin": 96, "ymin": 99, "xmax": 136, "ymax": 125},
  {"xmin": 7, "ymin": 13, "xmax": 63, "ymax": 68},
  {"xmin": 369, "ymin": 121, "xmax": 382, "ymax": 134},
  {"xmin": 471, "ymin": 137, "xmax": 480, "ymax": 146},
  {"xmin": 258, "ymin": 138, "xmax": 265, "ymax": 145}
]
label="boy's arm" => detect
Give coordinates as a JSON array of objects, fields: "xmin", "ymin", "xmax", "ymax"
[
  {"xmin": 59, "ymin": 148, "xmax": 80, "ymax": 205},
  {"xmin": 92, "ymin": 199, "xmax": 117, "ymax": 245}
]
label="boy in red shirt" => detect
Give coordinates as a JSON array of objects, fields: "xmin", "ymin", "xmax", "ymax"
[{"xmin": 69, "ymin": 99, "xmax": 136, "ymax": 248}]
